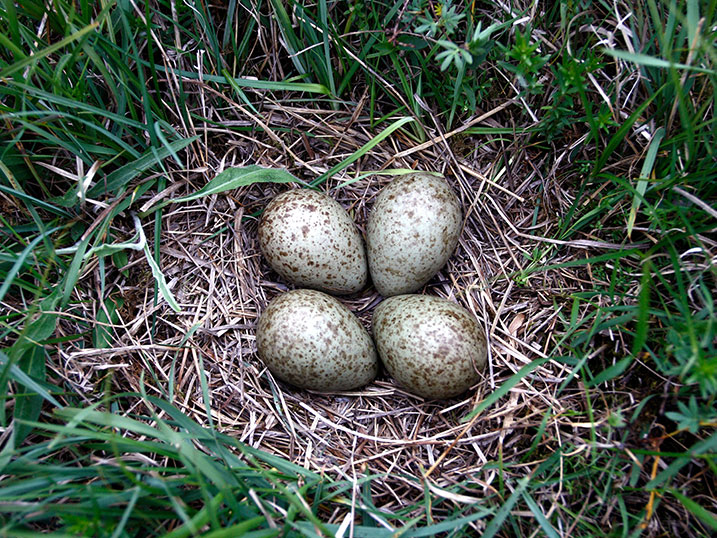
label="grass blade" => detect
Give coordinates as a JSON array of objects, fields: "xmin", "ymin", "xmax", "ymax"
[
  {"xmin": 86, "ymin": 136, "xmax": 199, "ymax": 198},
  {"xmin": 519, "ymin": 249, "xmax": 642, "ymax": 279},
  {"xmin": 586, "ymin": 357, "xmax": 633, "ymax": 387},
  {"xmin": 318, "ymin": 0, "xmax": 336, "ymax": 97},
  {"xmin": 0, "ymin": 226, "xmax": 61, "ymax": 304},
  {"xmin": 462, "ymin": 358, "xmax": 551, "ymax": 422},
  {"xmin": 110, "ymin": 486, "xmax": 141, "ymax": 538},
  {"xmin": 627, "ymin": 127, "xmax": 665, "ymax": 237},
  {"xmin": 61, "ymin": 236, "xmax": 90, "ymax": 307},
  {"xmin": 521, "ymin": 491, "xmax": 560, "ymax": 538},
  {"xmin": 632, "ymin": 260, "xmax": 653, "ymax": 355},
  {"xmin": 667, "ymin": 488, "xmax": 717, "ymax": 531},
  {"xmin": 0, "ymin": 351, "xmax": 62, "ymax": 409},
  {"xmin": 0, "ymin": 184, "xmax": 71, "ymax": 217},
  {"xmin": 159, "ymin": 493, "xmax": 226, "ymax": 538},
  {"xmin": 54, "ymin": 407, "xmax": 162, "ymax": 439},
  {"xmin": 481, "ymin": 476, "xmax": 530, "ymax": 538},
  {"xmin": 93, "ymin": 296, "xmax": 123, "ymax": 348},
  {"xmin": 268, "ymin": 0, "xmax": 308, "ymax": 77},
  {"xmin": 142, "ymin": 241, "xmax": 180, "ymax": 312},
  {"xmin": 403, "ymin": 510, "xmax": 491, "ymax": 536},
  {"xmin": 604, "ymin": 49, "xmax": 715, "ymax": 74},
  {"xmin": 0, "ymin": 22, "xmax": 99, "ymax": 79},
  {"xmin": 588, "ymin": 88, "xmax": 660, "ymax": 185},
  {"xmin": 12, "ymin": 345, "xmax": 46, "ymax": 447},
  {"xmin": 146, "ymin": 63, "xmax": 330, "ymax": 94},
  {"xmin": 647, "ymin": 431, "xmax": 717, "ymax": 489},
  {"xmin": 311, "ymin": 117, "xmax": 415, "ymax": 186}
]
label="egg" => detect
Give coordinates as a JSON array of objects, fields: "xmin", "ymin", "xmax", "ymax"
[
  {"xmin": 256, "ymin": 289, "xmax": 378, "ymax": 392},
  {"xmin": 258, "ymin": 189, "xmax": 368, "ymax": 295},
  {"xmin": 366, "ymin": 172, "xmax": 462, "ymax": 297},
  {"xmin": 372, "ymin": 294, "xmax": 487, "ymax": 399}
]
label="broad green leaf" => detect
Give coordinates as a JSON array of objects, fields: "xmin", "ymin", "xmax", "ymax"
[
  {"xmin": 169, "ymin": 165, "xmax": 302, "ymax": 205},
  {"xmin": 142, "ymin": 166, "xmax": 302, "ymax": 216},
  {"xmin": 112, "ymin": 249, "xmax": 129, "ymax": 277}
]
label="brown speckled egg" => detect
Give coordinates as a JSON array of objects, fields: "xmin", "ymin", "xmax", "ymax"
[
  {"xmin": 366, "ymin": 172, "xmax": 462, "ymax": 297},
  {"xmin": 258, "ymin": 189, "xmax": 368, "ymax": 295},
  {"xmin": 372, "ymin": 294, "xmax": 487, "ymax": 399},
  {"xmin": 256, "ymin": 289, "xmax": 378, "ymax": 392}
]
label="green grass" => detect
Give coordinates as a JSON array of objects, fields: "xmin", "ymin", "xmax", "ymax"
[{"xmin": 1, "ymin": 0, "xmax": 716, "ymax": 536}]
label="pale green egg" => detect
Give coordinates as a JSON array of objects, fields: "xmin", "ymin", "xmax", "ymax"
[
  {"xmin": 372, "ymin": 294, "xmax": 487, "ymax": 399},
  {"xmin": 259, "ymin": 189, "xmax": 368, "ymax": 295},
  {"xmin": 366, "ymin": 173, "xmax": 462, "ymax": 297},
  {"xmin": 256, "ymin": 289, "xmax": 378, "ymax": 392}
]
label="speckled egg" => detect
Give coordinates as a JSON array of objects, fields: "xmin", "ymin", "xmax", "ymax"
[
  {"xmin": 256, "ymin": 289, "xmax": 378, "ymax": 392},
  {"xmin": 372, "ymin": 294, "xmax": 487, "ymax": 399},
  {"xmin": 258, "ymin": 189, "xmax": 368, "ymax": 295},
  {"xmin": 366, "ymin": 172, "xmax": 462, "ymax": 297}
]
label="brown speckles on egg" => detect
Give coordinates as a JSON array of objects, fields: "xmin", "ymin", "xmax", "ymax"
[
  {"xmin": 366, "ymin": 172, "xmax": 462, "ymax": 297},
  {"xmin": 372, "ymin": 294, "xmax": 487, "ymax": 399},
  {"xmin": 256, "ymin": 289, "xmax": 378, "ymax": 392},
  {"xmin": 258, "ymin": 189, "xmax": 368, "ymax": 294}
]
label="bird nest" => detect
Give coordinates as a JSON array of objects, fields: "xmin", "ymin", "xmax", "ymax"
[{"xmin": 56, "ymin": 95, "xmax": 639, "ymax": 519}]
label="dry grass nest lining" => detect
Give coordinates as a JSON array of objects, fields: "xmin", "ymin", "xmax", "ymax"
[{"xmin": 57, "ymin": 102, "xmax": 639, "ymax": 506}]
